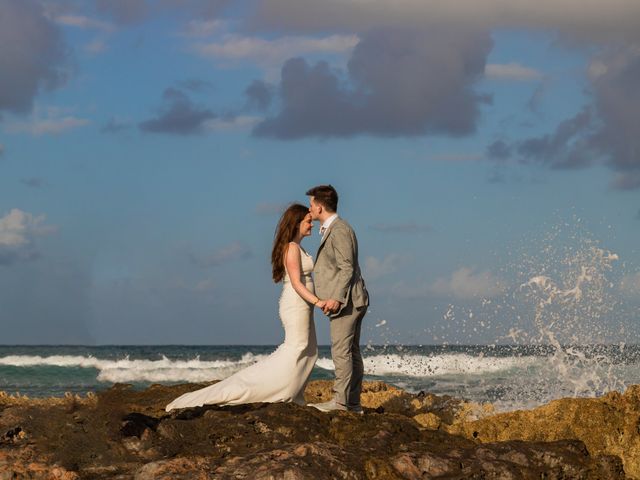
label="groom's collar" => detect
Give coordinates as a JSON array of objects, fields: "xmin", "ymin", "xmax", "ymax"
[{"xmin": 320, "ymin": 213, "xmax": 339, "ymax": 237}]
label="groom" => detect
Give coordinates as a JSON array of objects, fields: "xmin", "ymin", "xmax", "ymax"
[{"xmin": 306, "ymin": 185, "xmax": 369, "ymax": 413}]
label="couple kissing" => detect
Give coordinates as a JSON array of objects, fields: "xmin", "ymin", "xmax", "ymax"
[{"xmin": 166, "ymin": 184, "xmax": 369, "ymax": 414}]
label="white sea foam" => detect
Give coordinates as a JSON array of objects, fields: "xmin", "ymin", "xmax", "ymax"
[
  {"xmin": 0, "ymin": 353, "xmax": 271, "ymax": 383},
  {"xmin": 0, "ymin": 352, "xmax": 535, "ymax": 383},
  {"xmin": 316, "ymin": 353, "xmax": 536, "ymax": 377}
]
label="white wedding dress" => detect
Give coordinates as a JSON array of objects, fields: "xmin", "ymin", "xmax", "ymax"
[{"xmin": 166, "ymin": 246, "xmax": 318, "ymax": 411}]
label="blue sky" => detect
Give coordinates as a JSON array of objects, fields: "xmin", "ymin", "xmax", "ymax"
[{"xmin": 1, "ymin": 0, "xmax": 639, "ymax": 345}]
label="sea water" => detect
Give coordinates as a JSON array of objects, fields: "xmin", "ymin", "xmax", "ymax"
[
  {"xmin": 2, "ymin": 218, "xmax": 638, "ymax": 411},
  {"xmin": 1, "ymin": 343, "xmax": 640, "ymax": 412}
]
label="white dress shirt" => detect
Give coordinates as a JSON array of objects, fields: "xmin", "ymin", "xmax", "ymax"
[{"xmin": 320, "ymin": 213, "xmax": 338, "ymax": 238}]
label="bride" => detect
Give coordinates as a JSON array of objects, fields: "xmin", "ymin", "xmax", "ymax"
[{"xmin": 166, "ymin": 204, "xmax": 324, "ymax": 411}]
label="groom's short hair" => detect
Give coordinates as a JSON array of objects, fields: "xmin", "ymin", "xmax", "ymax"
[{"xmin": 306, "ymin": 184, "xmax": 338, "ymax": 213}]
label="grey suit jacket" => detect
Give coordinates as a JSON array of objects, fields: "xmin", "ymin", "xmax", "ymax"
[{"xmin": 314, "ymin": 217, "xmax": 369, "ymax": 318}]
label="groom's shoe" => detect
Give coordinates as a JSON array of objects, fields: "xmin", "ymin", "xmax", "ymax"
[
  {"xmin": 308, "ymin": 399, "xmax": 348, "ymax": 412},
  {"xmin": 347, "ymin": 404, "xmax": 364, "ymax": 415}
]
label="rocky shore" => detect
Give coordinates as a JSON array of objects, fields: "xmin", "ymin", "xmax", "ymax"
[{"xmin": 0, "ymin": 380, "xmax": 636, "ymax": 479}]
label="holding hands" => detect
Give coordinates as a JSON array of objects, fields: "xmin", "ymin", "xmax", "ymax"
[{"xmin": 314, "ymin": 298, "xmax": 341, "ymax": 315}]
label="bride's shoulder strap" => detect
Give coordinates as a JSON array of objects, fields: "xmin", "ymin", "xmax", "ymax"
[{"xmin": 285, "ymin": 241, "xmax": 300, "ymax": 257}]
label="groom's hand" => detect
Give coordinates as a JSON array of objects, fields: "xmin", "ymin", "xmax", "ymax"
[{"xmin": 323, "ymin": 299, "xmax": 342, "ymax": 314}]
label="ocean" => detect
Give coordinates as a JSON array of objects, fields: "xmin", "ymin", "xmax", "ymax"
[{"xmin": 1, "ymin": 343, "xmax": 638, "ymax": 411}]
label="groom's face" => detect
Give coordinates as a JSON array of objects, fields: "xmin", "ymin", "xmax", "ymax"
[{"xmin": 308, "ymin": 197, "xmax": 321, "ymax": 221}]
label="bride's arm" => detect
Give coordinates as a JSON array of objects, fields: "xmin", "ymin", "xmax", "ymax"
[{"xmin": 285, "ymin": 243, "xmax": 323, "ymax": 306}]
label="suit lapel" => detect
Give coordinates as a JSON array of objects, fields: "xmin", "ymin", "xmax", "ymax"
[{"xmin": 316, "ymin": 218, "xmax": 340, "ymax": 257}]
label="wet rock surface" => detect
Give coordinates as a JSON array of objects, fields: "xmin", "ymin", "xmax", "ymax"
[{"xmin": 0, "ymin": 381, "xmax": 628, "ymax": 479}]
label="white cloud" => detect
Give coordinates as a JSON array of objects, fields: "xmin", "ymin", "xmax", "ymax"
[
  {"xmin": 431, "ymin": 267, "xmax": 506, "ymax": 299},
  {"xmin": 204, "ymin": 115, "xmax": 262, "ymax": 131},
  {"xmin": 485, "ymin": 63, "xmax": 543, "ymax": 81},
  {"xmin": 365, "ymin": 253, "xmax": 408, "ymax": 280},
  {"xmin": 53, "ymin": 14, "xmax": 114, "ymax": 32},
  {"xmin": 192, "ymin": 33, "xmax": 359, "ymax": 68},
  {"xmin": 5, "ymin": 107, "xmax": 90, "ymax": 136},
  {"xmin": 0, "ymin": 209, "xmax": 56, "ymax": 265},
  {"xmin": 391, "ymin": 267, "xmax": 505, "ymax": 299},
  {"xmin": 0, "ymin": 209, "xmax": 55, "ymax": 247},
  {"xmin": 84, "ymin": 39, "xmax": 108, "ymax": 55},
  {"xmin": 52, "ymin": 14, "xmax": 113, "ymax": 56},
  {"xmin": 179, "ymin": 19, "xmax": 227, "ymax": 38}
]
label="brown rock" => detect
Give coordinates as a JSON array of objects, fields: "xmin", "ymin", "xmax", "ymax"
[
  {"xmin": 412, "ymin": 412, "xmax": 441, "ymax": 429},
  {"xmin": 0, "ymin": 381, "xmax": 629, "ymax": 479},
  {"xmin": 448, "ymin": 386, "xmax": 640, "ymax": 478},
  {"xmin": 135, "ymin": 457, "xmax": 211, "ymax": 480}
]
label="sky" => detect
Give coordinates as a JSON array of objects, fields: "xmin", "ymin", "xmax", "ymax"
[{"xmin": 1, "ymin": 0, "xmax": 639, "ymax": 345}]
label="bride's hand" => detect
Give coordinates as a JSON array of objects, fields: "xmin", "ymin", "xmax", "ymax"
[{"xmin": 315, "ymin": 299, "xmax": 327, "ymax": 310}]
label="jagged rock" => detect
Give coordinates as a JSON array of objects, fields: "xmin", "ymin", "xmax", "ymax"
[
  {"xmin": 448, "ymin": 385, "xmax": 640, "ymax": 478},
  {"xmin": 0, "ymin": 381, "xmax": 629, "ymax": 479},
  {"xmin": 135, "ymin": 457, "xmax": 212, "ymax": 480}
]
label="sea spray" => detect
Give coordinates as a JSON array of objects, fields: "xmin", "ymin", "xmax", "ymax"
[{"xmin": 481, "ymin": 217, "xmax": 630, "ymax": 408}]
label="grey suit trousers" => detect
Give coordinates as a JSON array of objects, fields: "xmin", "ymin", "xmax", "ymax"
[{"xmin": 330, "ymin": 302, "xmax": 367, "ymax": 406}]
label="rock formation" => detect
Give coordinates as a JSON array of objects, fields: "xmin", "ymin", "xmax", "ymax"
[{"xmin": 0, "ymin": 381, "xmax": 629, "ymax": 479}]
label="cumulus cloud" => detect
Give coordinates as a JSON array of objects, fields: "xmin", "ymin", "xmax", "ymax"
[
  {"xmin": 139, "ymin": 88, "xmax": 216, "ymax": 135},
  {"xmin": 253, "ymin": 27, "xmax": 492, "ymax": 139},
  {"xmin": 189, "ymin": 241, "xmax": 253, "ymax": 268},
  {"xmin": 485, "ymin": 63, "xmax": 543, "ymax": 81},
  {"xmin": 0, "ymin": 209, "xmax": 56, "ymax": 266},
  {"xmin": 0, "ymin": 0, "xmax": 68, "ymax": 114},
  {"xmin": 588, "ymin": 46, "xmax": 640, "ymax": 175},
  {"xmin": 364, "ymin": 253, "xmax": 407, "ymax": 280},
  {"xmin": 49, "ymin": 0, "xmax": 231, "ymax": 29},
  {"xmin": 245, "ymin": 80, "xmax": 274, "ymax": 111},
  {"xmin": 204, "ymin": 115, "xmax": 261, "ymax": 131},
  {"xmin": 390, "ymin": 267, "xmax": 505, "ymax": 300},
  {"xmin": 53, "ymin": 13, "xmax": 114, "ymax": 32},
  {"xmin": 431, "ymin": 267, "xmax": 505, "ymax": 300},
  {"xmin": 179, "ymin": 19, "xmax": 227, "ymax": 38},
  {"xmin": 5, "ymin": 110, "xmax": 90, "ymax": 136},
  {"xmin": 192, "ymin": 33, "xmax": 358, "ymax": 69},
  {"xmin": 369, "ymin": 222, "xmax": 433, "ymax": 234},
  {"xmin": 253, "ymin": 0, "xmax": 640, "ymax": 43},
  {"xmin": 515, "ymin": 107, "xmax": 596, "ymax": 169},
  {"xmin": 491, "ymin": 46, "xmax": 640, "ymax": 188}
]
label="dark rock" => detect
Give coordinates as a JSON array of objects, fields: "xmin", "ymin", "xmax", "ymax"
[
  {"xmin": 0, "ymin": 381, "xmax": 629, "ymax": 479},
  {"xmin": 120, "ymin": 412, "xmax": 160, "ymax": 437}
]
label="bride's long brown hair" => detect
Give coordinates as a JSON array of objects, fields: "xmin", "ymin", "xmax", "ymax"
[{"xmin": 272, "ymin": 203, "xmax": 310, "ymax": 283}]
